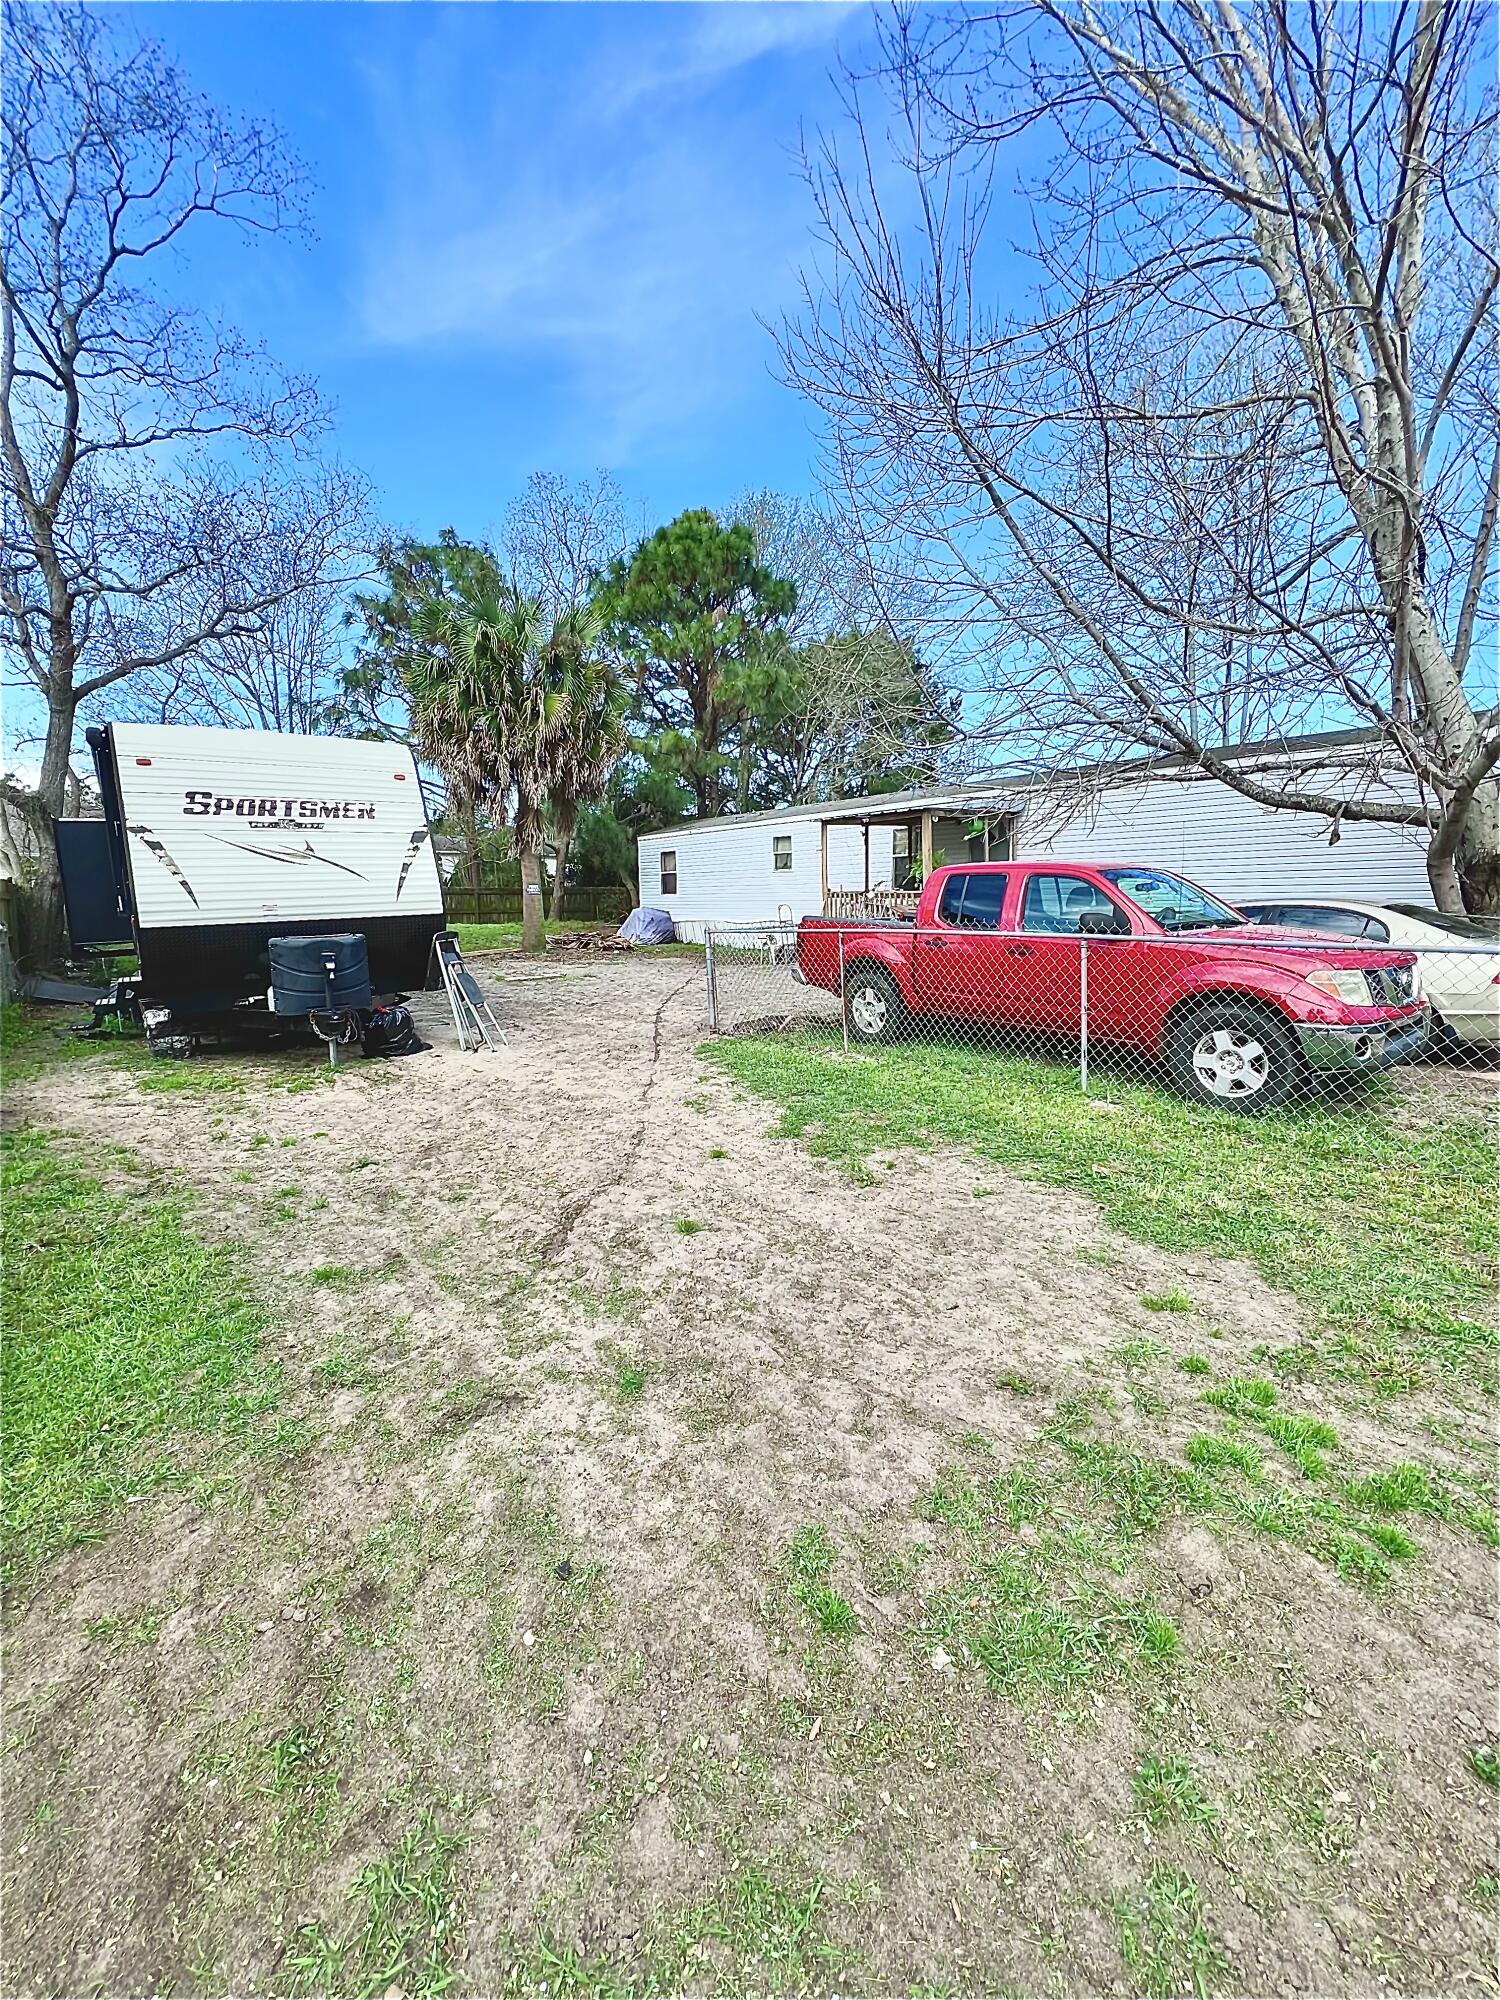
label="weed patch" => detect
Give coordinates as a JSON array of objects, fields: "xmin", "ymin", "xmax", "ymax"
[
  {"xmin": 1117, "ymin": 1868, "xmax": 1227, "ymax": 1997},
  {"xmin": 498, "ymin": 1861, "xmax": 846, "ymax": 1995},
  {"xmin": 1133, "ymin": 1757, "xmax": 1219, "ymax": 1830},
  {"xmin": 611, "ymin": 1357, "xmax": 647, "ymax": 1402},
  {"xmin": 784, "ymin": 1525, "xmax": 858, "ymax": 1640},
  {"xmin": 288, "ymin": 1813, "xmax": 466, "ymax": 1999}
]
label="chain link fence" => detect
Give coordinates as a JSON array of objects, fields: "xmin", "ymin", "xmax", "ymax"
[{"xmin": 704, "ymin": 915, "xmax": 1499, "ymax": 1113}]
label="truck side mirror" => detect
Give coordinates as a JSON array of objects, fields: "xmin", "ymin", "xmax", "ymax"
[{"xmin": 1079, "ymin": 908, "xmax": 1130, "ymax": 935}]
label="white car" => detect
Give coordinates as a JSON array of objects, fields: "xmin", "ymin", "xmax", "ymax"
[{"xmin": 1237, "ymin": 898, "xmax": 1500, "ymax": 1052}]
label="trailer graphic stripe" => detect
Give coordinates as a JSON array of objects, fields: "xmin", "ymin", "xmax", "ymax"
[
  {"xmin": 200, "ymin": 833, "xmax": 369, "ymax": 880},
  {"xmin": 395, "ymin": 827, "xmax": 431, "ymax": 899},
  {"xmin": 126, "ymin": 825, "xmax": 200, "ymax": 908}
]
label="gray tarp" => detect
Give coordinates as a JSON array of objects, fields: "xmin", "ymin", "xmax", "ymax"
[{"xmin": 617, "ymin": 906, "xmax": 677, "ymax": 945}]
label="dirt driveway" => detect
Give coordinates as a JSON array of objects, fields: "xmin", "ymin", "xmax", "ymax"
[{"xmin": 4, "ymin": 955, "xmax": 1496, "ymax": 1997}]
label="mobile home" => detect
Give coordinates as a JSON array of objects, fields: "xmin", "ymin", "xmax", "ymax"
[{"xmin": 636, "ymin": 730, "xmax": 1434, "ymax": 939}]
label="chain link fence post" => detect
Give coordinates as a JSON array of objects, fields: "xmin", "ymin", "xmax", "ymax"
[
  {"xmin": 839, "ymin": 923, "xmax": 849, "ymax": 1054},
  {"xmin": 705, "ymin": 926, "xmax": 718, "ymax": 1034},
  {"xmin": 1079, "ymin": 936, "xmax": 1089, "ymax": 1095}
]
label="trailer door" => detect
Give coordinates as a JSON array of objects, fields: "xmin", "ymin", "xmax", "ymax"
[{"xmin": 53, "ymin": 820, "xmax": 133, "ymax": 950}]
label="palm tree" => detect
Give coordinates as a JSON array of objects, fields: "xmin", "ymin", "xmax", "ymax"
[
  {"xmin": 545, "ymin": 612, "xmax": 627, "ymax": 922},
  {"xmin": 403, "ymin": 565, "xmax": 624, "ymax": 952}
]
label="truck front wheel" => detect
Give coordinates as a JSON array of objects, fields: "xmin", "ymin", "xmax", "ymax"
[
  {"xmin": 1165, "ymin": 1001, "xmax": 1302, "ymax": 1112},
  {"xmin": 844, "ymin": 965, "xmax": 906, "ymax": 1046}
]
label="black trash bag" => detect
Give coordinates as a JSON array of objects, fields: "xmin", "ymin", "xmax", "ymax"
[{"xmin": 361, "ymin": 1004, "xmax": 428, "ymax": 1058}]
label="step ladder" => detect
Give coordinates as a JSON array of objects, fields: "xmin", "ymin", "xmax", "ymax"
[{"xmin": 432, "ymin": 933, "xmax": 506, "ymax": 1051}]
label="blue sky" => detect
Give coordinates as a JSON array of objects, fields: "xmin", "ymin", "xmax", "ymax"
[{"xmin": 131, "ymin": 0, "xmax": 875, "ymax": 540}]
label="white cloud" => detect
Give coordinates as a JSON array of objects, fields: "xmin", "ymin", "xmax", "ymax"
[
  {"xmin": 352, "ymin": 3, "xmax": 861, "ymax": 456},
  {"xmin": 597, "ymin": 1, "xmax": 863, "ymax": 114}
]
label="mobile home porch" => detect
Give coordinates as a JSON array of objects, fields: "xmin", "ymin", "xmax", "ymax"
[{"xmin": 635, "ymin": 793, "xmax": 1017, "ymax": 940}]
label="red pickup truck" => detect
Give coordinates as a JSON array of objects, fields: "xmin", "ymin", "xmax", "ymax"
[{"xmin": 795, "ymin": 861, "xmax": 1430, "ymax": 1111}]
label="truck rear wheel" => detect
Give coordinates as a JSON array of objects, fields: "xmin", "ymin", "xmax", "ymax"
[
  {"xmin": 1165, "ymin": 1001, "xmax": 1302, "ymax": 1113},
  {"xmin": 844, "ymin": 964, "xmax": 906, "ymax": 1046}
]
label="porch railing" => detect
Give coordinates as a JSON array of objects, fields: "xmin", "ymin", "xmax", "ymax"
[{"xmin": 823, "ymin": 888, "xmax": 922, "ymax": 921}]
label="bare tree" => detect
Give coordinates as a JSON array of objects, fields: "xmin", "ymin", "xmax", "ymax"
[
  {"xmin": 782, "ymin": 1, "xmax": 1499, "ymax": 909},
  {"xmin": 725, "ymin": 488, "xmax": 958, "ymax": 801},
  {"xmin": 501, "ymin": 470, "xmax": 639, "ymax": 618},
  {"xmin": 1, "ymin": 4, "xmax": 330, "ymax": 843},
  {"xmin": 108, "ymin": 469, "xmax": 376, "ymax": 732},
  {"xmin": 726, "ymin": 487, "xmax": 881, "ymax": 642}
]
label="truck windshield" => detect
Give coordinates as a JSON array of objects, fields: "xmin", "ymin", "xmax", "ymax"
[{"xmin": 1098, "ymin": 868, "xmax": 1243, "ymax": 932}]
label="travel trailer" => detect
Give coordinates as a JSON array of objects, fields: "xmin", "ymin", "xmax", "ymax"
[{"xmin": 56, "ymin": 723, "xmax": 449, "ymax": 1049}]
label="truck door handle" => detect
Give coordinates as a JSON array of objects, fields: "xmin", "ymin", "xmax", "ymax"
[
  {"xmin": 921, "ymin": 935, "xmax": 948, "ymax": 948},
  {"xmin": 1006, "ymin": 943, "xmax": 1034, "ymax": 956}
]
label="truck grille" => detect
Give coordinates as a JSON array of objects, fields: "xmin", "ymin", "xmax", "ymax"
[{"xmin": 1365, "ymin": 964, "xmax": 1414, "ymax": 1006}]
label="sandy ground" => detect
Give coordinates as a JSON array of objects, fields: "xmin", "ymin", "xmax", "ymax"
[{"xmin": 3, "ymin": 956, "xmax": 1497, "ymax": 1998}]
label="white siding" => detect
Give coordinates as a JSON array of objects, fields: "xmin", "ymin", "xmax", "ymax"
[
  {"xmin": 1019, "ymin": 769, "xmax": 1432, "ymax": 903},
  {"xmin": 638, "ymin": 755, "xmax": 1435, "ymax": 934},
  {"xmin": 637, "ymin": 817, "xmax": 899, "ymax": 939},
  {"xmin": 110, "ymin": 723, "xmax": 445, "ymax": 930}
]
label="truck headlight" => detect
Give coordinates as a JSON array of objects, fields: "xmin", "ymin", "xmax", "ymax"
[{"xmin": 1306, "ymin": 968, "xmax": 1371, "ymax": 1005}]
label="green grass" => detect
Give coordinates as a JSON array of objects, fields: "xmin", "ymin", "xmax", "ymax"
[
  {"xmin": 702, "ymin": 1035, "xmax": 1497, "ymax": 1392},
  {"xmin": 1117, "ymin": 1868, "xmax": 1228, "ymax": 1997},
  {"xmin": 288, "ymin": 1813, "xmax": 466, "ymax": 1999},
  {"xmin": 1141, "ymin": 1287, "xmax": 1194, "ymax": 1314},
  {"xmin": 1470, "ymin": 1746, "xmax": 1499, "ymax": 1787},
  {"xmin": 1184, "ymin": 1433, "xmax": 1262, "ymax": 1479},
  {"xmin": 611, "ymin": 1357, "xmax": 647, "ymax": 1402},
  {"xmin": 923, "ymin": 1386, "xmax": 1490, "ymax": 1634},
  {"xmin": 499, "ymin": 1861, "xmax": 845, "ymax": 1995},
  {"xmin": 916, "ymin": 1447, "xmax": 1179, "ymax": 1701},
  {"xmin": 313, "ymin": 1343, "xmax": 377, "ymax": 1393},
  {"xmin": 452, "ymin": 919, "xmax": 616, "ymax": 950},
  {"xmin": 995, "ymin": 1370, "xmax": 1037, "ymax": 1395},
  {"xmin": 1133, "ymin": 1757, "xmax": 1219, "ymax": 1829},
  {"xmin": 452, "ymin": 920, "xmax": 701, "ymax": 957},
  {"xmin": 1203, "ymin": 1376, "xmax": 1279, "ymax": 1417},
  {"xmin": 1260, "ymin": 1412, "xmax": 1339, "ymax": 1478},
  {"xmin": 672, "ymin": 1216, "xmax": 704, "ymax": 1236},
  {"xmin": 1, "ymin": 1002, "xmax": 93, "ymax": 1081},
  {"xmin": 263, "ymin": 1717, "xmax": 342, "ymax": 1852},
  {"xmin": 310, "ymin": 1263, "xmax": 358, "ymax": 1290},
  {"xmin": 1116, "ymin": 1335, "xmax": 1167, "ymax": 1367},
  {"xmin": 1, "ymin": 1128, "xmax": 277, "ymax": 1582},
  {"xmin": 784, "ymin": 1525, "xmax": 858, "ymax": 1639},
  {"xmin": 128, "ymin": 1059, "xmax": 245, "ymax": 1095},
  {"xmin": 923, "ymin": 1550, "xmax": 1178, "ymax": 1699}
]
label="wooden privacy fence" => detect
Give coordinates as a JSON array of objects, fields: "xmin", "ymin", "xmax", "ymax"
[{"xmin": 444, "ymin": 883, "xmax": 632, "ymax": 926}]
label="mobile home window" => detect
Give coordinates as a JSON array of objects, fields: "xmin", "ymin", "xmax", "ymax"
[
  {"xmin": 772, "ymin": 834, "xmax": 793, "ymax": 872},
  {"xmin": 659, "ymin": 849, "xmax": 678, "ymax": 896}
]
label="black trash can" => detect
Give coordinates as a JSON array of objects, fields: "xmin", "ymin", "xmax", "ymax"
[{"xmin": 268, "ymin": 933, "xmax": 372, "ymax": 1016}]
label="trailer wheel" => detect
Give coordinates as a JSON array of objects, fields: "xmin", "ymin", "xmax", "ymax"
[
  {"xmin": 1165, "ymin": 1000, "xmax": 1301, "ymax": 1113},
  {"xmin": 843, "ymin": 965, "xmax": 906, "ymax": 1046}
]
